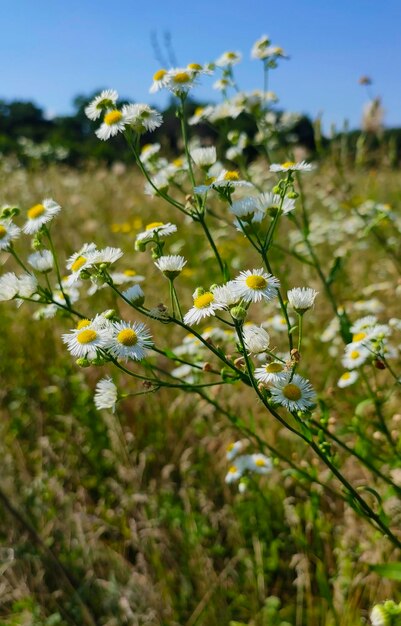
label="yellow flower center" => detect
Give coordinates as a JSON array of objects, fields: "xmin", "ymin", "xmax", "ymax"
[
  {"xmin": 104, "ymin": 110, "xmax": 123, "ymax": 126},
  {"xmin": 281, "ymin": 161, "xmax": 296, "ymax": 169},
  {"xmin": 117, "ymin": 328, "xmax": 138, "ymax": 346},
  {"xmin": 255, "ymin": 458, "xmax": 266, "ymax": 467},
  {"xmin": 245, "ymin": 275, "xmax": 267, "ymax": 290},
  {"xmin": 228, "ymin": 466, "xmax": 237, "ymax": 474},
  {"xmin": 352, "ymin": 332, "xmax": 366, "ymax": 342},
  {"xmin": 141, "ymin": 144, "xmax": 153, "ymax": 153},
  {"xmin": 227, "ymin": 443, "xmax": 234, "ymax": 451},
  {"xmin": 350, "ymin": 350, "xmax": 360, "ymax": 359},
  {"xmin": 341, "ymin": 372, "xmax": 351, "ymax": 380},
  {"xmin": 224, "ymin": 170, "xmax": 240, "ymax": 181},
  {"xmin": 76, "ymin": 319, "xmax": 91, "ymax": 330},
  {"xmin": 27, "ymin": 204, "xmax": 45, "ymax": 219},
  {"xmin": 146, "ymin": 221, "xmax": 164, "ymax": 230},
  {"xmin": 205, "ymin": 176, "xmax": 216, "ymax": 185},
  {"xmin": 123, "ymin": 269, "xmax": 137, "ymax": 276},
  {"xmin": 282, "ymin": 383, "xmax": 302, "ymax": 401},
  {"xmin": 0, "ymin": 225, "xmax": 7, "ymax": 239},
  {"xmin": 195, "ymin": 106, "xmax": 204, "ymax": 116},
  {"xmin": 153, "ymin": 69, "xmax": 167, "ymax": 81},
  {"xmin": 71, "ymin": 256, "xmax": 87, "ymax": 272},
  {"xmin": 227, "ymin": 52, "xmax": 237, "ymax": 59},
  {"xmin": 194, "ymin": 292, "xmax": 214, "ymax": 309},
  {"xmin": 173, "ymin": 158, "xmax": 183, "ymax": 167},
  {"xmin": 173, "ymin": 72, "xmax": 191, "ymax": 84},
  {"xmin": 188, "ymin": 63, "xmax": 202, "ymax": 70},
  {"xmin": 77, "ymin": 329, "xmax": 97, "ymax": 344},
  {"xmin": 265, "ymin": 362, "xmax": 284, "ymax": 373}
]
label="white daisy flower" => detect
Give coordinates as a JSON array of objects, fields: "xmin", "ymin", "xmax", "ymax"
[
  {"xmin": 213, "ymin": 78, "xmax": 234, "ymax": 91},
  {"xmin": 17, "ymin": 273, "xmax": 38, "ymax": 299},
  {"xmin": 194, "ymin": 170, "xmax": 253, "ymax": 195},
  {"xmin": 0, "ymin": 272, "xmax": 20, "ymax": 301},
  {"xmin": 267, "ymin": 314, "xmax": 294, "ymax": 332},
  {"xmin": 62, "ymin": 319, "xmax": 112, "ymax": 359},
  {"xmin": 350, "ymin": 315, "xmax": 378, "ymax": 334},
  {"xmin": 122, "ymin": 284, "xmax": 145, "ymax": 304},
  {"xmin": 232, "ymin": 268, "xmax": 280, "ymax": 303},
  {"xmin": 270, "ymin": 160, "xmax": 314, "ymax": 173},
  {"xmin": 225, "ymin": 455, "xmax": 248, "ymax": 483},
  {"xmin": 242, "ymin": 325, "xmax": 270, "ymax": 354},
  {"xmin": 107, "ymin": 320, "xmax": 153, "ymax": 361},
  {"xmin": 230, "ymin": 197, "xmax": 264, "ymax": 222},
  {"xmin": 226, "ymin": 440, "xmax": 244, "ymax": 461},
  {"xmin": 23, "ymin": 199, "xmax": 61, "ymax": 235},
  {"xmin": 94, "ymin": 377, "xmax": 118, "ymax": 412},
  {"xmin": 215, "ymin": 51, "xmax": 242, "ymax": 67},
  {"xmin": 165, "ymin": 67, "xmax": 198, "ymax": 95},
  {"xmin": 149, "ymin": 69, "xmax": 170, "ymax": 93},
  {"xmin": 257, "ymin": 192, "xmax": 295, "ymax": 215},
  {"xmin": 287, "ymin": 287, "xmax": 319, "ymax": 313},
  {"xmin": 337, "ymin": 371, "xmax": 359, "ymax": 388},
  {"xmin": 28, "ymin": 250, "xmax": 54, "ymax": 273},
  {"xmin": 190, "ymin": 146, "xmax": 217, "ymax": 168},
  {"xmin": 154, "ymin": 255, "xmax": 187, "ymax": 279},
  {"xmin": 247, "ymin": 453, "xmax": 273, "ymax": 474},
  {"xmin": 95, "ymin": 108, "xmax": 129, "ymax": 140},
  {"xmin": 66, "ymin": 243, "xmax": 99, "ymax": 282},
  {"xmin": 254, "ymin": 361, "xmax": 288, "ymax": 385},
  {"xmin": 136, "ymin": 221, "xmax": 177, "ymax": 243},
  {"xmin": 85, "ymin": 89, "xmax": 119, "ymax": 121},
  {"xmin": 212, "ymin": 282, "xmax": 240, "ymax": 308},
  {"xmin": 123, "ymin": 103, "xmax": 163, "ymax": 133},
  {"xmin": 342, "ymin": 344, "xmax": 371, "ymax": 369},
  {"xmin": 110, "ymin": 269, "xmax": 144, "ymax": 285},
  {"xmin": 0, "ymin": 219, "xmax": 21, "ymax": 250},
  {"xmin": 94, "ymin": 246, "xmax": 123, "ymax": 265},
  {"xmin": 263, "ymin": 45, "xmax": 288, "ymax": 59},
  {"xmin": 251, "ymin": 35, "xmax": 271, "ymax": 60},
  {"xmin": 183, "ymin": 291, "xmax": 225, "ymax": 325},
  {"xmin": 270, "ymin": 373, "xmax": 316, "ymax": 412},
  {"xmin": 188, "ymin": 105, "xmax": 214, "ymax": 125},
  {"xmin": 140, "ymin": 143, "xmax": 161, "ymax": 161}
]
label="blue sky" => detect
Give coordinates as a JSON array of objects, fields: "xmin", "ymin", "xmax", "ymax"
[{"xmin": 3, "ymin": 0, "xmax": 401, "ymax": 130}]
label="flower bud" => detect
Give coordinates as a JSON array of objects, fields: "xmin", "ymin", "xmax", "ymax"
[
  {"xmin": 76, "ymin": 358, "xmax": 90, "ymax": 368},
  {"xmin": 230, "ymin": 305, "xmax": 247, "ymax": 321}
]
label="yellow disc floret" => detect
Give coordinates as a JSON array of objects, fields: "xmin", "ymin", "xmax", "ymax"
[
  {"xmin": 265, "ymin": 362, "xmax": 284, "ymax": 373},
  {"xmin": 340, "ymin": 372, "xmax": 351, "ymax": 381},
  {"xmin": 194, "ymin": 292, "xmax": 214, "ymax": 309},
  {"xmin": 153, "ymin": 69, "xmax": 167, "ymax": 81},
  {"xmin": 352, "ymin": 332, "xmax": 366, "ymax": 342},
  {"xmin": 228, "ymin": 466, "xmax": 238, "ymax": 474},
  {"xmin": 71, "ymin": 256, "xmax": 87, "ymax": 273},
  {"xmin": 77, "ymin": 329, "xmax": 97, "ymax": 344},
  {"xmin": 146, "ymin": 221, "xmax": 164, "ymax": 230},
  {"xmin": 28, "ymin": 204, "xmax": 45, "ymax": 219},
  {"xmin": 117, "ymin": 328, "xmax": 138, "ymax": 346},
  {"xmin": 350, "ymin": 350, "xmax": 360, "ymax": 360},
  {"xmin": 255, "ymin": 458, "xmax": 267, "ymax": 467},
  {"xmin": 104, "ymin": 110, "xmax": 123, "ymax": 126},
  {"xmin": 281, "ymin": 161, "xmax": 295, "ymax": 169},
  {"xmin": 123, "ymin": 269, "xmax": 137, "ymax": 276},
  {"xmin": 282, "ymin": 383, "xmax": 302, "ymax": 401},
  {"xmin": 172, "ymin": 72, "xmax": 191, "ymax": 84},
  {"xmin": 76, "ymin": 319, "xmax": 91, "ymax": 330},
  {"xmin": 224, "ymin": 170, "xmax": 240, "ymax": 181},
  {"xmin": 0, "ymin": 225, "xmax": 7, "ymax": 239},
  {"xmin": 187, "ymin": 63, "xmax": 202, "ymax": 70},
  {"xmin": 245, "ymin": 275, "xmax": 267, "ymax": 290}
]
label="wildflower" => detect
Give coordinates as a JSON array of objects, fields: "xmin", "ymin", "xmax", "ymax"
[
  {"xmin": 190, "ymin": 146, "xmax": 217, "ymax": 168},
  {"xmin": 270, "ymin": 373, "xmax": 316, "ymax": 412},
  {"xmin": 140, "ymin": 143, "xmax": 161, "ymax": 161},
  {"xmin": 247, "ymin": 453, "xmax": 273, "ymax": 474},
  {"xmin": 251, "ymin": 35, "xmax": 271, "ymax": 60},
  {"xmin": 212, "ymin": 169, "xmax": 253, "ymax": 189},
  {"xmin": 123, "ymin": 103, "xmax": 163, "ymax": 133},
  {"xmin": 225, "ymin": 455, "xmax": 248, "ymax": 483},
  {"xmin": 230, "ymin": 197, "xmax": 264, "ymax": 223},
  {"xmin": 66, "ymin": 243, "xmax": 99, "ymax": 281},
  {"xmin": 226, "ymin": 440, "xmax": 244, "ymax": 461},
  {"xmin": 0, "ymin": 219, "xmax": 21, "ymax": 250},
  {"xmin": 183, "ymin": 290, "xmax": 225, "ymax": 325},
  {"xmin": 165, "ymin": 67, "xmax": 199, "ymax": 96},
  {"xmin": 337, "ymin": 371, "xmax": 359, "ymax": 388},
  {"xmin": 287, "ymin": 287, "xmax": 318, "ymax": 313},
  {"xmin": 268, "ymin": 314, "xmax": 294, "ymax": 332},
  {"xmin": 242, "ymin": 325, "xmax": 270, "ymax": 354},
  {"xmin": 85, "ymin": 89, "xmax": 119, "ymax": 121},
  {"xmin": 149, "ymin": 69, "xmax": 169, "ymax": 93},
  {"xmin": 17, "ymin": 273, "xmax": 38, "ymax": 299},
  {"xmin": 0, "ymin": 273, "xmax": 20, "ymax": 301},
  {"xmin": 94, "ymin": 377, "xmax": 118, "ymax": 412},
  {"xmin": 350, "ymin": 315, "xmax": 378, "ymax": 333},
  {"xmin": 154, "ymin": 255, "xmax": 187, "ymax": 279},
  {"xmin": 215, "ymin": 51, "xmax": 242, "ymax": 67},
  {"xmin": 270, "ymin": 161, "xmax": 314, "ymax": 173},
  {"xmin": 255, "ymin": 361, "xmax": 288, "ymax": 385},
  {"xmin": 188, "ymin": 105, "xmax": 214, "ymax": 125},
  {"xmin": 342, "ymin": 344, "xmax": 371, "ymax": 369},
  {"xmin": 95, "ymin": 108, "xmax": 128, "ymax": 140},
  {"xmin": 370, "ymin": 601, "xmax": 401, "ymax": 626},
  {"xmin": 136, "ymin": 222, "xmax": 177, "ymax": 244},
  {"xmin": 23, "ymin": 199, "xmax": 61, "ymax": 235},
  {"xmin": 62, "ymin": 320, "xmax": 112, "ymax": 359},
  {"xmin": 213, "ymin": 78, "xmax": 234, "ymax": 91},
  {"xmin": 122, "ymin": 284, "xmax": 145, "ymax": 305},
  {"xmin": 212, "ymin": 282, "xmax": 240, "ymax": 308},
  {"xmin": 28, "ymin": 250, "xmax": 54, "ymax": 273},
  {"xmin": 257, "ymin": 192, "xmax": 295, "ymax": 215},
  {"xmin": 232, "ymin": 268, "xmax": 280, "ymax": 303},
  {"xmin": 107, "ymin": 320, "xmax": 153, "ymax": 361}
]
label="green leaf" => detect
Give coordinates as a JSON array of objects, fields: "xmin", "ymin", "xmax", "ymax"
[{"xmin": 370, "ymin": 563, "xmax": 401, "ymax": 580}]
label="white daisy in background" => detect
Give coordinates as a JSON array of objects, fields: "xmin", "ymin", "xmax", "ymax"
[
  {"xmin": 337, "ymin": 371, "xmax": 359, "ymax": 388},
  {"xmin": 23, "ymin": 199, "xmax": 61, "ymax": 235},
  {"xmin": 183, "ymin": 290, "xmax": 225, "ymax": 325},
  {"xmin": 94, "ymin": 377, "xmax": 118, "ymax": 412},
  {"xmin": 270, "ymin": 373, "xmax": 316, "ymax": 412},
  {"xmin": 350, "ymin": 315, "xmax": 378, "ymax": 334},
  {"xmin": 213, "ymin": 78, "xmax": 234, "ymax": 91},
  {"xmin": 342, "ymin": 344, "xmax": 371, "ymax": 369},
  {"xmin": 85, "ymin": 89, "xmax": 119, "ymax": 121},
  {"xmin": 254, "ymin": 361, "xmax": 288, "ymax": 385},
  {"xmin": 123, "ymin": 103, "xmax": 163, "ymax": 133},
  {"xmin": 242, "ymin": 325, "xmax": 270, "ymax": 354},
  {"xmin": 267, "ymin": 314, "xmax": 294, "ymax": 332},
  {"xmin": 215, "ymin": 51, "xmax": 242, "ymax": 67},
  {"xmin": 122, "ymin": 284, "xmax": 145, "ymax": 305},
  {"xmin": 287, "ymin": 287, "xmax": 319, "ymax": 313},
  {"xmin": 149, "ymin": 69, "xmax": 169, "ymax": 93},
  {"xmin": 212, "ymin": 169, "xmax": 253, "ymax": 190},
  {"xmin": 230, "ymin": 197, "xmax": 264, "ymax": 223},
  {"xmin": 154, "ymin": 255, "xmax": 187, "ymax": 279},
  {"xmin": 110, "ymin": 269, "xmax": 145, "ymax": 285},
  {"xmin": 16, "ymin": 273, "xmax": 38, "ymax": 299},
  {"xmin": 140, "ymin": 143, "xmax": 161, "ymax": 162},
  {"xmin": 0, "ymin": 219, "xmax": 21, "ymax": 250},
  {"xmin": 107, "ymin": 320, "xmax": 153, "ymax": 361},
  {"xmin": 190, "ymin": 146, "xmax": 217, "ymax": 168},
  {"xmin": 94, "ymin": 246, "xmax": 123, "ymax": 266},
  {"xmin": 264, "ymin": 45, "xmax": 288, "ymax": 59},
  {"xmin": 188, "ymin": 105, "xmax": 214, "ymax": 126},
  {"xmin": 247, "ymin": 453, "xmax": 273, "ymax": 474},
  {"xmin": 233, "ymin": 268, "xmax": 280, "ymax": 303},
  {"xmin": 251, "ymin": 35, "xmax": 271, "ymax": 60},
  {"xmin": 225, "ymin": 455, "xmax": 248, "ymax": 484},
  {"xmin": 257, "ymin": 192, "xmax": 295, "ymax": 215},
  {"xmin": 270, "ymin": 160, "xmax": 314, "ymax": 173},
  {"xmin": 136, "ymin": 221, "xmax": 177, "ymax": 244},
  {"xmin": 165, "ymin": 68, "xmax": 198, "ymax": 95},
  {"xmin": 0, "ymin": 273, "xmax": 20, "ymax": 301},
  {"xmin": 28, "ymin": 250, "xmax": 54, "ymax": 273},
  {"xmin": 212, "ymin": 282, "xmax": 240, "ymax": 308},
  {"xmin": 62, "ymin": 319, "xmax": 112, "ymax": 359},
  {"xmin": 226, "ymin": 440, "xmax": 244, "ymax": 461}
]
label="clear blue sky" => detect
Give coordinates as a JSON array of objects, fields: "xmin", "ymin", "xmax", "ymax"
[{"xmin": 3, "ymin": 0, "xmax": 401, "ymax": 130}]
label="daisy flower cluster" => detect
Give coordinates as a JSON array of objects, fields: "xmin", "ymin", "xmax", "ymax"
[{"xmin": 225, "ymin": 440, "xmax": 273, "ymax": 490}]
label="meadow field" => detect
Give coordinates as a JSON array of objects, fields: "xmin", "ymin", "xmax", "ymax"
[{"xmin": 1, "ymin": 48, "xmax": 401, "ymax": 626}]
